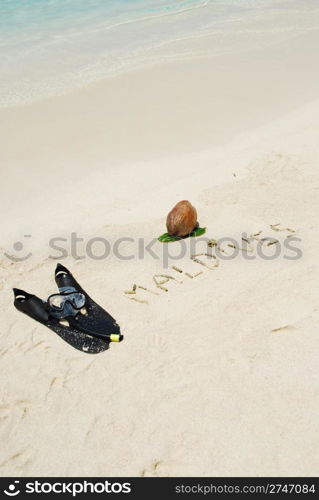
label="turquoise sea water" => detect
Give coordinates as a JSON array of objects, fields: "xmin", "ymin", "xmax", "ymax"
[{"xmin": 0, "ymin": 0, "xmax": 318, "ymax": 107}]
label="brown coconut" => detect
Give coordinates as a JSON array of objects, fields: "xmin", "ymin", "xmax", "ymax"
[{"xmin": 166, "ymin": 200, "xmax": 198, "ymax": 237}]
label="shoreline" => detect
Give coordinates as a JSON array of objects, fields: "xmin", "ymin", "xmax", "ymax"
[{"xmin": 2, "ymin": 1, "xmax": 319, "ymax": 110}]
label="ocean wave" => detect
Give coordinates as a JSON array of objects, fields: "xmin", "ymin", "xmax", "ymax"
[{"xmin": 1, "ymin": 0, "xmax": 318, "ymax": 108}]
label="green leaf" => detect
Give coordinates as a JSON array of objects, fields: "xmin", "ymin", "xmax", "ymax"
[
  {"xmin": 158, "ymin": 227, "xmax": 206, "ymax": 242},
  {"xmin": 158, "ymin": 233, "xmax": 181, "ymax": 242},
  {"xmin": 190, "ymin": 226, "xmax": 206, "ymax": 238}
]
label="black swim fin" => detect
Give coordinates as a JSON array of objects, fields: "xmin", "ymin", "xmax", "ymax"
[
  {"xmin": 13, "ymin": 265, "xmax": 123, "ymax": 354},
  {"xmin": 54, "ymin": 264, "xmax": 122, "ymax": 344}
]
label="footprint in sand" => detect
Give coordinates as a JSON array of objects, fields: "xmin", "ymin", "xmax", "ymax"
[
  {"xmin": 0, "ymin": 449, "xmax": 32, "ymax": 471},
  {"xmin": 0, "ymin": 400, "xmax": 31, "ymax": 429},
  {"xmin": 140, "ymin": 459, "xmax": 163, "ymax": 477},
  {"xmin": 145, "ymin": 334, "xmax": 168, "ymax": 353}
]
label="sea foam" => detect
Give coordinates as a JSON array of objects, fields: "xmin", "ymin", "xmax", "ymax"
[{"xmin": 0, "ymin": 0, "xmax": 318, "ymax": 107}]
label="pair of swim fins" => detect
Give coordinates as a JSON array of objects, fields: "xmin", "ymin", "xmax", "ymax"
[{"xmin": 13, "ymin": 264, "xmax": 123, "ymax": 354}]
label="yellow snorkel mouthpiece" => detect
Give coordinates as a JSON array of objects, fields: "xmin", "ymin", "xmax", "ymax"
[{"xmin": 109, "ymin": 334, "xmax": 123, "ymax": 343}]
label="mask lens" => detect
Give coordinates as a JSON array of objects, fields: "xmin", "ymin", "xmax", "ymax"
[
  {"xmin": 69, "ymin": 292, "xmax": 85, "ymax": 309},
  {"xmin": 48, "ymin": 292, "xmax": 85, "ymax": 312},
  {"xmin": 49, "ymin": 295, "xmax": 65, "ymax": 311}
]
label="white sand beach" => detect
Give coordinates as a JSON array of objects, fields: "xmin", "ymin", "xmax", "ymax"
[{"xmin": 1, "ymin": 3, "xmax": 319, "ymax": 477}]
